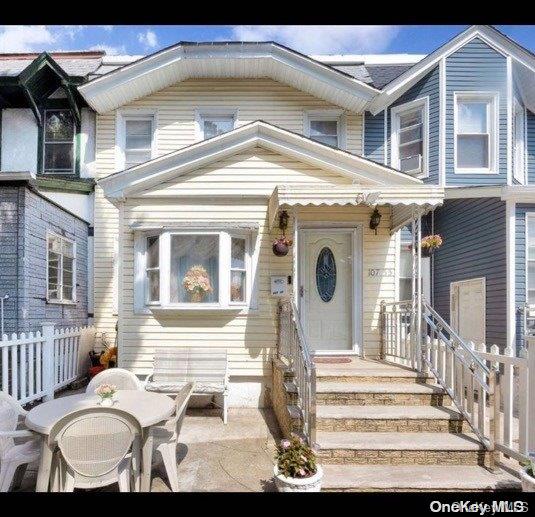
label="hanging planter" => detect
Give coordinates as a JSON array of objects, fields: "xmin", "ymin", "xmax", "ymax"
[
  {"xmin": 421, "ymin": 234, "xmax": 443, "ymax": 257},
  {"xmin": 272, "ymin": 236, "xmax": 293, "ymax": 257}
]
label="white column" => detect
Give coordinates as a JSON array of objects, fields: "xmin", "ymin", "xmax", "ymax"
[
  {"xmin": 411, "ymin": 212, "xmax": 423, "ymax": 371},
  {"xmin": 41, "ymin": 322, "xmax": 56, "ymax": 401}
]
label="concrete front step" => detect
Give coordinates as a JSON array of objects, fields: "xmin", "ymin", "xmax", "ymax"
[
  {"xmin": 317, "ymin": 431, "xmax": 488, "ymax": 466},
  {"xmin": 321, "ymin": 465, "xmax": 521, "ymax": 492},
  {"xmin": 316, "ymin": 405, "xmax": 469, "ymax": 433},
  {"xmin": 316, "ymin": 382, "xmax": 451, "ymax": 406}
]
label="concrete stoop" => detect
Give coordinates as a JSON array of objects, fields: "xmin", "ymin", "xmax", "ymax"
[{"xmin": 313, "ymin": 358, "xmax": 521, "ymax": 491}]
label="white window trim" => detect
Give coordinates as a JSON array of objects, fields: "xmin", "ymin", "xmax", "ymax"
[
  {"xmin": 46, "ymin": 232, "xmax": 77, "ymax": 305},
  {"xmin": 304, "ymin": 109, "xmax": 346, "ymax": 150},
  {"xmin": 390, "ymin": 97, "xmax": 429, "ymax": 179},
  {"xmin": 453, "ymin": 91, "xmax": 499, "ymax": 175},
  {"xmin": 42, "ymin": 109, "xmax": 76, "ymax": 175},
  {"xmin": 134, "ymin": 228, "xmax": 255, "ymax": 313},
  {"xmin": 116, "ymin": 109, "xmax": 157, "ymax": 171},
  {"xmin": 194, "ymin": 108, "xmax": 238, "ymax": 142},
  {"xmin": 513, "ymin": 98, "xmax": 526, "ymax": 185}
]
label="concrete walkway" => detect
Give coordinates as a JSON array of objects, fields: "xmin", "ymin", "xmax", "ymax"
[{"xmin": 18, "ymin": 408, "xmax": 281, "ymax": 492}]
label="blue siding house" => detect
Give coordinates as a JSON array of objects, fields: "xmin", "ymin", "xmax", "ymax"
[{"xmin": 363, "ymin": 25, "xmax": 535, "ymax": 352}]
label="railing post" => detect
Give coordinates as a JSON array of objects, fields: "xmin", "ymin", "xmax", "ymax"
[
  {"xmin": 488, "ymin": 367, "xmax": 501, "ymax": 471},
  {"xmin": 379, "ymin": 300, "xmax": 386, "ymax": 360},
  {"xmin": 41, "ymin": 322, "xmax": 55, "ymax": 401}
]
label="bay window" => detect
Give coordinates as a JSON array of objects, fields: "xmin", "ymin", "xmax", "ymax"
[
  {"xmin": 454, "ymin": 92, "xmax": 498, "ymax": 173},
  {"xmin": 137, "ymin": 230, "xmax": 253, "ymax": 310},
  {"xmin": 391, "ymin": 98, "xmax": 428, "ymax": 178},
  {"xmin": 47, "ymin": 233, "xmax": 76, "ymax": 303}
]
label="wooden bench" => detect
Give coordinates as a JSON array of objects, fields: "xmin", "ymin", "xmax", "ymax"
[{"xmin": 145, "ymin": 348, "xmax": 229, "ymax": 423}]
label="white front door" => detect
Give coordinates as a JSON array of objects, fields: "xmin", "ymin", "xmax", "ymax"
[
  {"xmin": 450, "ymin": 277, "xmax": 486, "ymax": 346},
  {"xmin": 300, "ymin": 229, "xmax": 355, "ymax": 353}
]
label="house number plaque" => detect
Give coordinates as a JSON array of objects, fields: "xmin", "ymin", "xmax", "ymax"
[{"xmin": 368, "ymin": 268, "xmax": 395, "ymax": 278}]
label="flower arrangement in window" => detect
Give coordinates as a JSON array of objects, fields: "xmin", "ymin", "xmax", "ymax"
[
  {"xmin": 421, "ymin": 234, "xmax": 443, "ymax": 257},
  {"xmin": 183, "ymin": 264, "xmax": 214, "ymax": 302}
]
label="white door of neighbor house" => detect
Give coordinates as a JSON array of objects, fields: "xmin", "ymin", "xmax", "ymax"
[
  {"xmin": 300, "ymin": 229, "xmax": 356, "ymax": 354},
  {"xmin": 450, "ymin": 278, "xmax": 486, "ymax": 346}
]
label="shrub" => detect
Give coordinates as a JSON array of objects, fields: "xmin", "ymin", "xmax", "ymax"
[{"xmin": 275, "ymin": 435, "xmax": 317, "ymax": 478}]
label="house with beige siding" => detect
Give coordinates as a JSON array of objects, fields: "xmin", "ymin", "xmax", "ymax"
[{"xmin": 77, "ymin": 42, "xmax": 442, "ymax": 407}]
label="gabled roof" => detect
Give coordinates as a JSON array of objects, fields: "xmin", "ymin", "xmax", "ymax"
[
  {"xmin": 78, "ymin": 41, "xmax": 379, "ymax": 114},
  {"xmin": 367, "ymin": 25, "xmax": 535, "ymax": 115},
  {"xmin": 98, "ymin": 120, "xmax": 421, "ymax": 201}
]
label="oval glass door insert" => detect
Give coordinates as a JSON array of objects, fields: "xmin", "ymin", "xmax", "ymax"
[{"xmin": 316, "ymin": 247, "xmax": 336, "ymax": 302}]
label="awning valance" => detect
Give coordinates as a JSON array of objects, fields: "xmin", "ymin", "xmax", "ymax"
[{"xmin": 268, "ymin": 185, "xmax": 444, "ymax": 232}]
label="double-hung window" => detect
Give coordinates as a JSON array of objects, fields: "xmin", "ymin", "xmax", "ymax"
[
  {"xmin": 47, "ymin": 233, "xmax": 76, "ymax": 303},
  {"xmin": 391, "ymin": 98, "xmax": 428, "ymax": 177},
  {"xmin": 455, "ymin": 93, "xmax": 498, "ymax": 173},
  {"xmin": 136, "ymin": 229, "xmax": 253, "ymax": 310},
  {"xmin": 43, "ymin": 110, "xmax": 75, "ymax": 174},
  {"xmin": 120, "ymin": 114, "xmax": 154, "ymax": 169},
  {"xmin": 305, "ymin": 110, "xmax": 344, "ymax": 148},
  {"xmin": 196, "ymin": 110, "xmax": 236, "ymax": 141}
]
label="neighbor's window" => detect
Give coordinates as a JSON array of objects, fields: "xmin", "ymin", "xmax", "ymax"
[
  {"xmin": 47, "ymin": 233, "xmax": 76, "ymax": 303},
  {"xmin": 455, "ymin": 93, "xmax": 497, "ymax": 172},
  {"xmin": 140, "ymin": 231, "xmax": 251, "ymax": 308},
  {"xmin": 200, "ymin": 114, "xmax": 235, "ymax": 140},
  {"xmin": 527, "ymin": 217, "xmax": 535, "ymax": 305},
  {"xmin": 392, "ymin": 99, "xmax": 427, "ymax": 177},
  {"xmin": 399, "ymin": 243, "xmax": 413, "ymax": 301},
  {"xmin": 123, "ymin": 117, "xmax": 154, "ymax": 168},
  {"xmin": 43, "ymin": 110, "xmax": 75, "ymax": 174}
]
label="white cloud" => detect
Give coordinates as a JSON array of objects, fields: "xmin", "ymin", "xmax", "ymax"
[
  {"xmin": 89, "ymin": 43, "xmax": 126, "ymax": 56},
  {"xmin": 0, "ymin": 25, "xmax": 57, "ymax": 52},
  {"xmin": 101, "ymin": 25, "xmax": 114, "ymax": 32},
  {"xmin": 230, "ymin": 25, "xmax": 400, "ymax": 54},
  {"xmin": 138, "ymin": 29, "xmax": 158, "ymax": 49}
]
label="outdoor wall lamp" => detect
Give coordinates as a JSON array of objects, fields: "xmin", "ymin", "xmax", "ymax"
[{"xmin": 369, "ymin": 208, "xmax": 381, "ymax": 235}]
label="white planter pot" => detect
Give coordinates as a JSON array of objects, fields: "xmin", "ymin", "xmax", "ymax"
[
  {"xmin": 520, "ymin": 467, "xmax": 535, "ymax": 492},
  {"xmin": 273, "ymin": 465, "xmax": 323, "ymax": 492},
  {"xmin": 99, "ymin": 397, "xmax": 114, "ymax": 407}
]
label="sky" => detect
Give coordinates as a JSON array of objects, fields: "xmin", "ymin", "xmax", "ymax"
[{"xmin": 1, "ymin": 25, "xmax": 535, "ymax": 56}]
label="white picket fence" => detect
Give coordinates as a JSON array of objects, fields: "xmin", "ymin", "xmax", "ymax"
[{"xmin": 0, "ymin": 323, "xmax": 95, "ymax": 405}]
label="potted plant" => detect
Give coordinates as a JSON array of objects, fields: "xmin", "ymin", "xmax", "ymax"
[
  {"xmin": 182, "ymin": 265, "xmax": 214, "ymax": 302},
  {"xmin": 272, "ymin": 236, "xmax": 293, "ymax": 257},
  {"xmin": 95, "ymin": 383, "xmax": 117, "ymax": 407},
  {"xmin": 520, "ymin": 455, "xmax": 535, "ymax": 491},
  {"xmin": 420, "ymin": 234, "xmax": 443, "ymax": 257},
  {"xmin": 273, "ymin": 435, "xmax": 323, "ymax": 492}
]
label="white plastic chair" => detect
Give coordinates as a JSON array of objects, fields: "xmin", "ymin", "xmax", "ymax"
[
  {"xmin": 50, "ymin": 407, "xmax": 142, "ymax": 492},
  {"xmin": 0, "ymin": 393, "xmax": 41, "ymax": 492},
  {"xmin": 150, "ymin": 382, "xmax": 194, "ymax": 492},
  {"xmin": 86, "ymin": 368, "xmax": 143, "ymax": 393}
]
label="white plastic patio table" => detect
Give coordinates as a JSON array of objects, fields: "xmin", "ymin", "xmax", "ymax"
[{"xmin": 25, "ymin": 390, "xmax": 175, "ymax": 492}]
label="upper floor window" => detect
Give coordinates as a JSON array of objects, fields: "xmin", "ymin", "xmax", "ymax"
[
  {"xmin": 124, "ymin": 117, "xmax": 154, "ymax": 168},
  {"xmin": 43, "ymin": 110, "xmax": 75, "ymax": 175},
  {"xmin": 514, "ymin": 98, "xmax": 526, "ymax": 184},
  {"xmin": 305, "ymin": 110, "xmax": 344, "ymax": 149},
  {"xmin": 195, "ymin": 109, "xmax": 237, "ymax": 141},
  {"xmin": 47, "ymin": 233, "xmax": 76, "ymax": 304},
  {"xmin": 391, "ymin": 98, "xmax": 428, "ymax": 178},
  {"xmin": 454, "ymin": 92, "xmax": 498, "ymax": 174}
]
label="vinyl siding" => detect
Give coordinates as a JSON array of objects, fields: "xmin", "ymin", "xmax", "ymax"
[
  {"xmin": 527, "ymin": 110, "xmax": 535, "ymax": 185},
  {"xmin": 363, "ymin": 111, "xmax": 385, "ymax": 164},
  {"xmin": 515, "ymin": 204, "xmax": 535, "ymax": 349},
  {"xmin": 445, "ymin": 38, "xmax": 508, "ymax": 185},
  {"xmin": 119, "ymin": 151, "xmax": 396, "ymax": 376},
  {"xmin": 94, "ymin": 78, "xmax": 363, "ymax": 346},
  {"xmin": 433, "ymin": 198, "xmax": 507, "ymax": 347}
]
